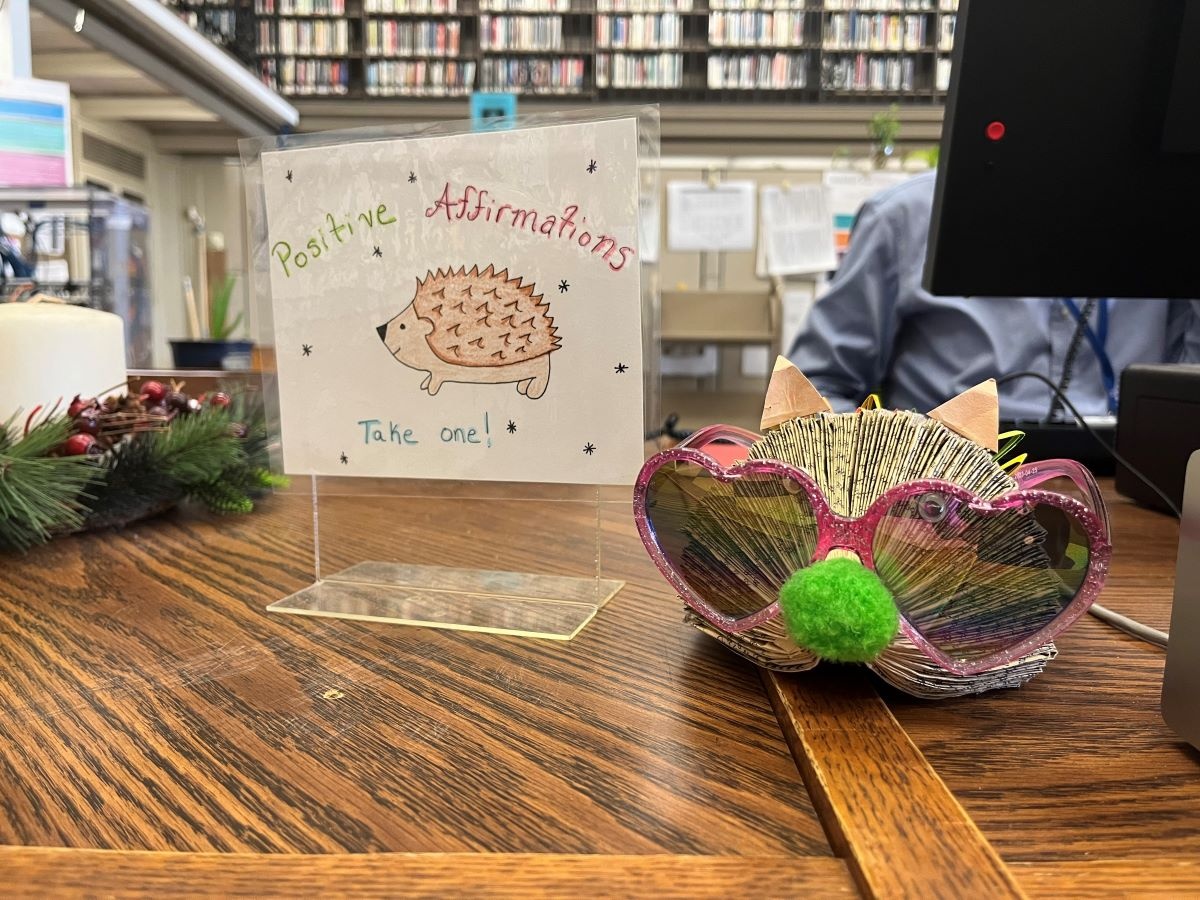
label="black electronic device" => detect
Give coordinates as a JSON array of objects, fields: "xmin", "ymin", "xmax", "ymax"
[
  {"xmin": 926, "ymin": 0, "xmax": 1200, "ymax": 300},
  {"xmin": 1115, "ymin": 365, "xmax": 1200, "ymax": 512}
]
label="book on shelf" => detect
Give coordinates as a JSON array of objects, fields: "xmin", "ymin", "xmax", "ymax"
[
  {"xmin": 480, "ymin": 14, "xmax": 565, "ymax": 51},
  {"xmin": 937, "ymin": 13, "xmax": 954, "ymax": 51},
  {"xmin": 261, "ymin": 56, "xmax": 351, "ymax": 94},
  {"xmin": 708, "ymin": 51, "xmax": 808, "ymax": 89},
  {"xmin": 935, "ymin": 54, "xmax": 950, "ymax": 90},
  {"xmin": 364, "ymin": 0, "xmax": 460, "ymax": 13},
  {"xmin": 365, "ymin": 59, "xmax": 477, "ymax": 94},
  {"xmin": 258, "ymin": 18, "xmax": 350, "ymax": 54},
  {"xmin": 938, "ymin": 0, "xmax": 957, "ymax": 9},
  {"xmin": 479, "ymin": 56, "xmax": 587, "ymax": 93},
  {"xmin": 174, "ymin": 8, "xmax": 240, "ymax": 46},
  {"xmin": 596, "ymin": 13, "xmax": 682, "ymax": 50},
  {"xmin": 709, "ymin": 11, "xmax": 806, "ymax": 48},
  {"xmin": 367, "ymin": 19, "xmax": 462, "ymax": 55},
  {"xmin": 255, "ymin": 0, "xmax": 346, "ymax": 14},
  {"xmin": 823, "ymin": 12, "xmax": 927, "ymax": 52},
  {"xmin": 821, "ymin": 51, "xmax": 916, "ymax": 91},
  {"xmin": 597, "ymin": 50, "xmax": 682, "ymax": 87}
]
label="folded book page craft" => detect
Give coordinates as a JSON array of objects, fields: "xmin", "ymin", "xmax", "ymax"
[{"xmin": 635, "ymin": 358, "xmax": 1112, "ymax": 699}]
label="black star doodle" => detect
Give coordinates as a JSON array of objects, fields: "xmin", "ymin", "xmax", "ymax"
[
  {"xmin": 286, "ymin": 170, "xmax": 293, "ymax": 182},
  {"xmin": 339, "ymin": 452, "xmax": 349, "ymax": 465},
  {"xmin": 558, "ymin": 279, "xmax": 570, "ymax": 293},
  {"xmin": 614, "ymin": 362, "xmax": 628, "ymax": 374},
  {"xmin": 506, "ymin": 420, "xmax": 517, "ymax": 434},
  {"xmin": 586, "ymin": 160, "xmax": 598, "ymax": 174},
  {"xmin": 372, "ymin": 246, "xmax": 382, "ymax": 258},
  {"xmin": 583, "ymin": 442, "xmax": 596, "ymax": 455},
  {"xmin": 302, "ymin": 344, "xmax": 312, "ymax": 356},
  {"xmin": 408, "ymin": 172, "xmax": 417, "ymax": 183}
]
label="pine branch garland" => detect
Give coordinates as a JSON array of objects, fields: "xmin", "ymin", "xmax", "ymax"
[{"xmin": 0, "ymin": 415, "xmax": 97, "ymax": 550}]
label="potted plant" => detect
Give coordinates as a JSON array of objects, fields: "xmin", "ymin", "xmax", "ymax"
[
  {"xmin": 868, "ymin": 105, "xmax": 902, "ymax": 169},
  {"xmin": 169, "ymin": 273, "xmax": 255, "ymax": 370}
]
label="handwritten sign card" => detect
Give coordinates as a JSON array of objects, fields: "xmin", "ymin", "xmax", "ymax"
[{"xmin": 260, "ymin": 117, "xmax": 645, "ymax": 485}]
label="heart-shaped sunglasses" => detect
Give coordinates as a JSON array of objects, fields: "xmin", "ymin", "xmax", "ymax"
[{"xmin": 634, "ymin": 425, "xmax": 1112, "ymax": 676}]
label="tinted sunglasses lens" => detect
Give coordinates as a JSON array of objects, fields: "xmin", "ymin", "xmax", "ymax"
[
  {"xmin": 645, "ymin": 461, "xmax": 819, "ymax": 622},
  {"xmin": 871, "ymin": 492, "xmax": 1090, "ymax": 665}
]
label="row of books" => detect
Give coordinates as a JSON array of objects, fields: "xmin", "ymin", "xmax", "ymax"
[
  {"xmin": 366, "ymin": 19, "xmax": 463, "ymax": 55},
  {"xmin": 257, "ymin": 18, "xmax": 350, "ymax": 54},
  {"xmin": 175, "ymin": 9, "xmax": 239, "ymax": 46},
  {"xmin": 707, "ymin": 51, "xmax": 807, "ymax": 88},
  {"xmin": 939, "ymin": 0, "xmax": 957, "ymax": 8},
  {"xmin": 595, "ymin": 13, "xmax": 682, "ymax": 49},
  {"xmin": 479, "ymin": 56, "xmax": 587, "ymax": 92},
  {"xmin": 365, "ymin": 59, "xmax": 476, "ymax": 92},
  {"xmin": 823, "ymin": 13, "xmax": 926, "ymax": 51},
  {"xmin": 821, "ymin": 51, "xmax": 915, "ymax": 91},
  {"xmin": 937, "ymin": 13, "xmax": 953, "ymax": 50},
  {"xmin": 364, "ymin": 0, "xmax": 459, "ymax": 12},
  {"xmin": 710, "ymin": 0, "xmax": 804, "ymax": 8},
  {"xmin": 479, "ymin": 0, "xmax": 571, "ymax": 9},
  {"xmin": 597, "ymin": 0, "xmax": 694, "ymax": 10},
  {"xmin": 710, "ymin": 10, "xmax": 805, "ymax": 47},
  {"xmin": 823, "ymin": 0, "xmax": 935, "ymax": 9},
  {"xmin": 254, "ymin": 0, "xmax": 345, "ymax": 15},
  {"xmin": 479, "ymin": 14, "xmax": 565, "ymax": 50},
  {"xmin": 596, "ymin": 50, "xmax": 682, "ymax": 86},
  {"xmin": 260, "ymin": 57, "xmax": 351, "ymax": 93}
]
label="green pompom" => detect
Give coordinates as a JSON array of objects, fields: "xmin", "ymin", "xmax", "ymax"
[{"xmin": 778, "ymin": 558, "xmax": 899, "ymax": 663}]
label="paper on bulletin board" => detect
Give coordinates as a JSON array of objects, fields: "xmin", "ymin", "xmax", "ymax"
[
  {"xmin": 758, "ymin": 185, "xmax": 837, "ymax": 276},
  {"xmin": 823, "ymin": 170, "xmax": 911, "ymax": 256},
  {"xmin": 260, "ymin": 117, "xmax": 645, "ymax": 485},
  {"xmin": 666, "ymin": 180, "xmax": 756, "ymax": 252},
  {"xmin": 0, "ymin": 78, "xmax": 73, "ymax": 188}
]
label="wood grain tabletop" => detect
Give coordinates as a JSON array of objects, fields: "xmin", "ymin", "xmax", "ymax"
[{"xmin": 0, "ymin": 480, "xmax": 1196, "ymax": 897}]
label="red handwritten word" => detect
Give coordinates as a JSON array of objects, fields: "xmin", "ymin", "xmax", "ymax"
[{"xmin": 425, "ymin": 183, "xmax": 636, "ymax": 273}]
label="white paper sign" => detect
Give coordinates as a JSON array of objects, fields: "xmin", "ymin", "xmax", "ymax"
[
  {"xmin": 760, "ymin": 185, "xmax": 837, "ymax": 276},
  {"xmin": 260, "ymin": 118, "xmax": 645, "ymax": 485},
  {"xmin": 824, "ymin": 170, "xmax": 911, "ymax": 256},
  {"xmin": 666, "ymin": 180, "xmax": 756, "ymax": 252}
]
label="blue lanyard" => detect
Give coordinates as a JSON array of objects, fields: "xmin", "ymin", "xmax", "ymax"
[{"xmin": 1061, "ymin": 298, "xmax": 1117, "ymax": 414}]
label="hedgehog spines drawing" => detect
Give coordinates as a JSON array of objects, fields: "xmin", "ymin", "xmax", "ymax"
[{"xmin": 377, "ymin": 264, "xmax": 561, "ymax": 398}]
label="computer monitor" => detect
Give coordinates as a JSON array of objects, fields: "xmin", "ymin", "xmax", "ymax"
[{"xmin": 925, "ymin": 0, "xmax": 1200, "ymax": 300}]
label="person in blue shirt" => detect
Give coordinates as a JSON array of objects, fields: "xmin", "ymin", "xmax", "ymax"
[{"xmin": 789, "ymin": 172, "xmax": 1200, "ymax": 419}]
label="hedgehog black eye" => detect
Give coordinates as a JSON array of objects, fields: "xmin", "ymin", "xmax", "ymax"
[{"xmin": 399, "ymin": 324, "xmax": 406, "ymax": 330}]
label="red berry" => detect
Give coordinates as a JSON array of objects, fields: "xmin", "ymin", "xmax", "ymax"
[
  {"xmin": 62, "ymin": 433, "xmax": 96, "ymax": 456},
  {"xmin": 141, "ymin": 381, "xmax": 166, "ymax": 403},
  {"xmin": 210, "ymin": 392, "xmax": 231, "ymax": 409},
  {"xmin": 67, "ymin": 395, "xmax": 95, "ymax": 418},
  {"xmin": 74, "ymin": 414, "xmax": 100, "ymax": 436}
]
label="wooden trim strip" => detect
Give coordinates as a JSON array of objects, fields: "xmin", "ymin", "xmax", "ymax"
[
  {"xmin": 764, "ymin": 668, "xmax": 1027, "ymax": 900},
  {"xmin": 1013, "ymin": 858, "xmax": 1200, "ymax": 898},
  {"xmin": 0, "ymin": 848, "xmax": 856, "ymax": 898}
]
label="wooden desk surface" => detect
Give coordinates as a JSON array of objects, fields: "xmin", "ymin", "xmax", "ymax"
[{"xmin": 0, "ymin": 483, "xmax": 1196, "ymax": 896}]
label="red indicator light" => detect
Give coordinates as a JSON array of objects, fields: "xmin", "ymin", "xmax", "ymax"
[{"xmin": 986, "ymin": 120, "xmax": 1007, "ymax": 141}]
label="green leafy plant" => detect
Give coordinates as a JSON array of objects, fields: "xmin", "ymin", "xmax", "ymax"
[
  {"xmin": 209, "ymin": 274, "xmax": 244, "ymax": 340},
  {"xmin": 868, "ymin": 105, "xmax": 902, "ymax": 167}
]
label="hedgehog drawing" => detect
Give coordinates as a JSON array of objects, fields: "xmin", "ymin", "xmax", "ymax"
[{"xmin": 376, "ymin": 264, "xmax": 561, "ymax": 398}]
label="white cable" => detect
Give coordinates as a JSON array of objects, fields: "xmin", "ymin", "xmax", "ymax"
[{"xmin": 1089, "ymin": 602, "xmax": 1169, "ymax": 648}]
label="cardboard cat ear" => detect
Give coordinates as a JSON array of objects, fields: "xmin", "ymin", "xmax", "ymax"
[
  {"xmin": 928, "ymin": 379, "xmax": 999, "ymax": 452},
  {"xmin": 761, "ymin": 357, "xmax": 832, "ymax": 430}
]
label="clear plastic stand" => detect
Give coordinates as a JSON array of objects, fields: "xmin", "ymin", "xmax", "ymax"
[{"xmin": 242, "ymin": 108, "xmax": 660, "ymax": 640}]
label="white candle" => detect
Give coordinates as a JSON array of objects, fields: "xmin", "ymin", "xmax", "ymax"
[{"xmin": 0, "ymin": 304, "xmax": 128, "ymax": 422}]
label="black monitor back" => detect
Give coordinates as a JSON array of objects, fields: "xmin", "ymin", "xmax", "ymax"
[{"xmin": 926, "ymin": 0, "xmax": 1200, "ymax": 300}]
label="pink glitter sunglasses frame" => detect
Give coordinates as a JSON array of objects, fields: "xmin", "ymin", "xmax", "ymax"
[{"xmin": 634, "ymin": 424, "xmax": 1113, "ymax": 676}]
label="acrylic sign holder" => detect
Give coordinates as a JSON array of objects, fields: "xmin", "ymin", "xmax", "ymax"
[{"xmin": 241, "ymin": 108, "xmax": 661, "ymax": 640}]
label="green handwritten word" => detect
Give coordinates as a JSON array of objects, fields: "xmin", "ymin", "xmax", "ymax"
[
  {"xmin": 440, "ymin": 413, "xmax": 491, "ymax": 448},
  {"xmin": 359, "ymin": 419, "xmax": 418, "ymax": 445},
  {"xmin": 273, "ymin": 204, "xmax": 397, "ymax": 278}
]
